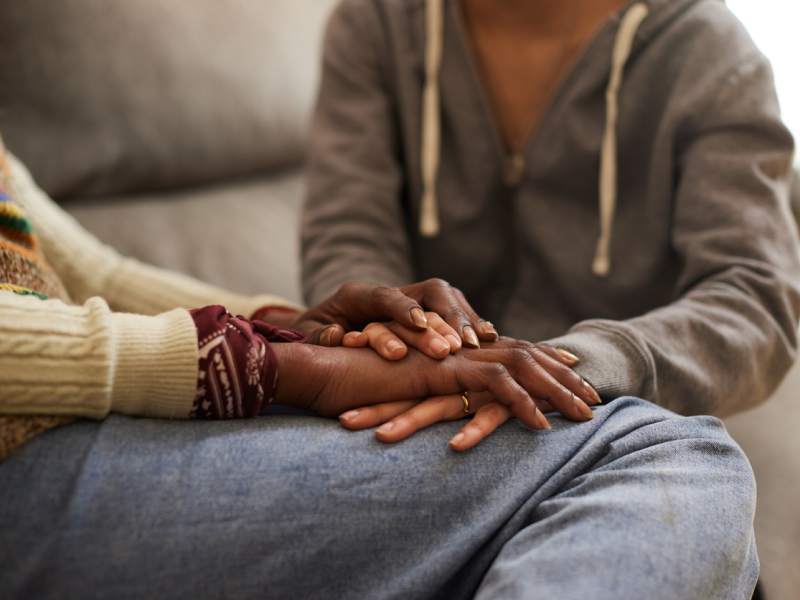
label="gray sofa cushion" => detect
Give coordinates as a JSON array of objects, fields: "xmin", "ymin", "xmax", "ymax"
[
  {"xmin": 0, "ymin": 0, "xmax": 336, "ymax": 199},
  {"xmin": 63, "ymin": 169, "xmax": 306, "ymax": 305},
  {"xmin": 724, "ymin": 362, "xmax": 800, "ymax": 600}
]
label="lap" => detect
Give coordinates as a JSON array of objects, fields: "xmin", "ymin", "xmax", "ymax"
[{"xmin": 0, "ymin": 398, "xmax": 756, "ymax": 600}]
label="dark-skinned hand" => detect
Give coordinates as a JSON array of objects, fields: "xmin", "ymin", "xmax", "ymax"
[
  {"xmin": 338, "ymin": 339, "xmax": 602, "ymax": 451},
  {"xmin": 271, "ymin": 343, "xmax": 555, "ymax": 434},
  {"xmin": 259, "ymin": 280, "xmax": 499, "ymax": 360}
]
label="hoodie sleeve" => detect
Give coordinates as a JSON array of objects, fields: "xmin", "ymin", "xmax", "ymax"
[
  {"xmin": 548, "ymin": 54, "xmax": 800, "ymax": 417},
  {"xmin": 301, "ymin": 0, "xmax": 416, "ymax": 306}
]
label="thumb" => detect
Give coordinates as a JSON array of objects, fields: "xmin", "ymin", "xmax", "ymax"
[{"xmin": 301, "ymin": 322, "xmax": 346, "ymax": 347}]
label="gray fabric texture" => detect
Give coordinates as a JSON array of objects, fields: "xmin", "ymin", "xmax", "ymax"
[
  {"xmin": 0, "ymin": 0, "xmax": 337, "ymax": 199},
  {"xmin": 301, "ymin": 0, "xmax": 800, "ymax": 417},
  {"xmin": 0, "ymin": 398, "xmax": 759, "ymax": 600},
  {"xmin": 63, "ymin": 171, "xmax": 305, "ymax": 305}
]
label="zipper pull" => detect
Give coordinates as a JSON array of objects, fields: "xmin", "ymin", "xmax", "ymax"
[{"xmin": 503, "ymin": 152, "xmax": 525, "ymax": 188}]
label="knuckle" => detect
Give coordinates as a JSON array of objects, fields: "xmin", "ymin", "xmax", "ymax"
[
  {"xmin": 362, "ymin": 322, "xmax": 384, "ymax": 334},
  {"xmin": 484, "ymin": 362, "xmax": 508, "ymax": 379},
  {"xmin": 373, "ymin": 285, "xmax": 400, "ymax": 300},
  {"xmin": 443, "ymin": 306, "xmax": 470, "ymax": 323},
  {"xmin": 479, "ymin": 405, "xmax": 502, "ymax": 421},
  {"xmin": 506, "ymin": 348, "xmax": 532, "ymax": 363},
  {"xmin": 425, "ymin": 278, "xmax": 449, "ymax": 290},
  {"xmin": 339, "ymin": 281, "xmax": 360, "ymax": 295},
  {"xmin": 514, "ymin": 339, "xmax": 536, "ymax": 352},
  {"xmin": 393, "ymin": 414, "xmax": 412, "ymax": 428},
  {"xmin": 468, "ymin": 420, "xmax": 492, "ymax": 436}
]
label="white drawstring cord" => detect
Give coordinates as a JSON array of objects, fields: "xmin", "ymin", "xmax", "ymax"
[
  {"xmin": 592, "ymin": 2, "xmax": 649, "ymax": 277},
  {"xmin": 419, "ymin": 0, "xmax": 650, "ymax": 264},
  {"xmin": 419, "ymin": 0, "xmax": 445, "ymax": 237}
]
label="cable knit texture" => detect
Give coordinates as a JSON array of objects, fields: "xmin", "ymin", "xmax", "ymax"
[{"xmin": 0, "ymin": 145, "xmax": 301, "ymax": 460}]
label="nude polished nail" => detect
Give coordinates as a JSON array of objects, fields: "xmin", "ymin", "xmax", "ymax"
[
  {"xmin": 430, "ymin": 338, "xmax": 450, "ymax": 357},
  {"xmin": 376, "ymin": 422, "xmax": 395, "ymax": 435},
  {"xmin": 536, "ymin": 408, "xmax": 552, "ymax": 430},
  {"xmin": 384, "ymin": 340, "xmax": 404, "ymax": 357},
  {"xmin": 479, "ymin": 321, "xmax": 498, "ymax": 338},
  {"xmin": 463, "ymin": 326, "xmax": 480, "ymax": 348},
  {"xmin": 584, "ymin": 381, "xmax": 602, "ymax": 404},
  {"xmin": 339, "ymin": 410, "xmax": 360, "ymax": 422},
  {"xmin": 574, "ymin": 394, "xmax": 595, "ymax": 420},
  {"xmin": 449, "ymin": 432, "xmax": 466, "ymax": 447},
  {"xmin": 320, "ymin": 326, "xmax": 336, "ymax": 347},
  {"xmin": 445, "ymin": 335, "xmax": 462, "ymax": 351},
  {"xmin": 411, "ymin": 307, "xmax": 428, "ymax": 328},
  {"xmin": 555, "ymin": 348, "xmax": 579, "ymax": 364}
]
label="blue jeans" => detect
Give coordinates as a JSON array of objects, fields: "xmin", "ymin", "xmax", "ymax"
[{"xmin": 0, "ymin": 397, "xmax": 758, "ymax": 599}]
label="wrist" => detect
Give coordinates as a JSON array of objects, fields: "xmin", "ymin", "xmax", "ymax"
[
  {"xmin": 251, "ymin": 305, "xmax": 301, "ymax": 328},
  {"xmin": 271, "ymin": 343, "xmax": 327, "ymax": 410}
]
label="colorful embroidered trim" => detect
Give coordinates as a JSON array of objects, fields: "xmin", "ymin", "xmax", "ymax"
[{"xmin": 0, "ymin": 282, "xmax": 48, "ymax": 300}]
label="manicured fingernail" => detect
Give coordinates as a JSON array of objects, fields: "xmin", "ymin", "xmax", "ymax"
[
  {"xmin": 384, "ymin": 340, "xmax": 404, "ymax": 357},
  {"xmin": 445, "ymin": 335, "xmax": 462, "ymax": 352},
  {"xmin": 320, "ymin": 326, "xmax": 335, "ymax": 346},
  {"xmin": 430, "ymin": 338, "xmax": 450, "ymax": 357},
  {"xmin": 479, "ymin": 321, "xmax": 498, "ymax": 338},
  {"xmin": 339, "ymin": 410, "xmax": 360, "ymax": 422},
  {"xmin": 463, "ymin": 326, "xmax": 480, "ymax": 348},
  {"xmin": 536, "ymin": 408, "xmax": 552, "ymax": 430},
  {"xmin": 556, "ymin": 349, "xmax": 579, "ymax": 364},
  {"xmin": 574, "ymin": 394, "xmax": 594, "ymax": 420},
  {"xmin": 376, "ymin": 422, "xmax": 395, "ymax": 435},
  {"xmin": 411, "ymin": 307, "xmax": 428, "ymax": 329},
  {"xmin": 584, "ymin": 381, "xmax": 602, "ymax": 404},
  {"xmin": 449, "ymin": 432, "xmax": 466, "ymax": 447}
]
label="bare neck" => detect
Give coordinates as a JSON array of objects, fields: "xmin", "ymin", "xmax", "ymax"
[
  {"xmin": 460, "ymin": 0, "xmax": 631, "ymax": 153},
  {"xmin": 462, "ymin": 0, "xmax": 631, "ymax": 37},
  {"xmin": 461, "ymin": 0, "xmax": 582, "ymax": 35}
]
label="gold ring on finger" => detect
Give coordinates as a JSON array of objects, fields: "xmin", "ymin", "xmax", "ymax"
[{"xmin": 461, "ymin": 391, "xmax": 470, "ymax": 413}]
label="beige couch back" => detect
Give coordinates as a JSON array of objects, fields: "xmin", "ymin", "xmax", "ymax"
[{"xmin": 0, "ymin": 0, "xmax": 337, "ymax": 198}]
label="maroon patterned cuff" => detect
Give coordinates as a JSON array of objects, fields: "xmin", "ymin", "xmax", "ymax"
[{"xmin": 188, "ymin": 305, "xmax": 307, "ymax": 419}]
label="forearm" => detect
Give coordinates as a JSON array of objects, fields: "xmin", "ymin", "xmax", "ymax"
[
  {"xmin": 102, "ymin": 257, "xmax": 302, "ymax": 319},
  {"xmin": 547, "ymin": 54, "xmax": 800, "ymax": 417},
  {"xmin": 547, "ymin": 276, "xmax": 800, "ymax": 417},
  {"xmin": 0, "ymin": 293, "xmax": 197, "ymax": 420}
]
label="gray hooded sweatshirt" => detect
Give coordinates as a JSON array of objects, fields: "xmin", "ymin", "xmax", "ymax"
[{"xmin": 301, "ymin": 0, "xmax": 800, "ymax": 417}]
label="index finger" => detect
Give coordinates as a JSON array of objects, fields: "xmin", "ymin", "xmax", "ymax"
[
  {"xmin": 400, "ymin": 279, "xmax": 499, "ymax": 348},
  {"xmin": 326, "ymin": 281, "xmax": 432, "ymax": 332}
]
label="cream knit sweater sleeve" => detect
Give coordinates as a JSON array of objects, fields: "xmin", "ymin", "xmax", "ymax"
[
  {"xmin": 6, "ymin": 153, "xmax": 303, "ymax": 318},
  {"xmin": 0, "ymin": 152, "xmax": 304, "ymax": 420},
  {"xmin": 0, "ymin": 293, "xmax": 199, "ymax": 419}
]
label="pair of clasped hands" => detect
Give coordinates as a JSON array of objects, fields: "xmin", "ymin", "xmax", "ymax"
[{"xmin": 265, "ymin": 280, "xmax": 600, "ymax": 451}]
